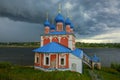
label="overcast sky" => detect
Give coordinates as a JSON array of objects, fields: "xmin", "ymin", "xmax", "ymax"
[{"xmin": 0, "ymin": 0, "xmax": 120, "ymax": 43}]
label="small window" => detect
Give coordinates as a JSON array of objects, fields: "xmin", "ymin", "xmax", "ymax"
[
  {"xmin": 57, "ymin": 24, "xmax": 63, "ymax": 31},
  {"xmin": 36, "ymin": 57, "xmax": 39, "ymax": 63},
  {"xmin": 46, "ymin": 57, "xmax": 49, "ymax": 65},
  {"xmin": 61, "ymin": 58, "xmax": 64, "ymax": 65}
]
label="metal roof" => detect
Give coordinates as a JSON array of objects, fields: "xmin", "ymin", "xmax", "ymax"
[
  {"xmin": 65, "ymin": 17, "xmax": 71, "ymax": 25},
  {"xmin": 91, "ymin": 54, "xmax": 100, "ymax": 62},
  {"xmin": 72, "ymin": 48, "xmax": 83, "ymax": 59},
  {"xmin": 44, "ymin": 20, "xmax": 50, "ymax": 27},
  {"xmin": 50, "ymin": 24, "xmax": 55, "ymax": 30},
  {"xmin": 49, "ymin": 31, "xmax": 74, "ymax": 35},
  {"xmin": 49, "ymin": 31, "xmax": 66, "ymax": 35},
  {"xmin": 55, "ymin": 13, "xmax": 64, "ymax": 23},
  {"xmin": 33, "ymin": 42, "xmax": 71, "ymax": 53}
]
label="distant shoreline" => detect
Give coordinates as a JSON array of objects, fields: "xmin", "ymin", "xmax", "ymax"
[
  {"xmin": 0, "ymin": 45, "xmax": 38, "ymax": 48},
  {"xmin": 0, "ymin": 42, "xmax": 120, "ymax": 48}
]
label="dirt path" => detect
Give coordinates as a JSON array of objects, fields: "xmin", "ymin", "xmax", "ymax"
[{"xmin": 89, "ymin": 70, "xmax": 103, "ymax": 80}]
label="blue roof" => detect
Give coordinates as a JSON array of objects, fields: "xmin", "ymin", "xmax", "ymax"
[
  {"xmin": 33, "ymin": 42, "xmax": 71, "ymax": 53},
  {"xmin": 55, "ymin": 13, "xmax": 64, "ymax": 23},
  {"xmin": 44, "ymin": 20, "xmax": 50, "ymax": 27},
  {"xmin": 70, "ymin": 23, "xmax": 74, "ymax": 28},
  {"xmin": 65, "ymin": 17, "xmax": 71, "ymax": 25},
  {"xmin": 49, "ymin": 31, "xmax": 73, "ymax": 35},
  {"xmin": 49, "ymin": 31, "xmax": 66, "ymax": 35},
  {"xmin": 72, "ymin": 48, "xmax": 83, "ymax": 59},
  {"xmin": 91, "ymin": 54, "xmax": 100, "ymax": 62},
  {"xmin": 50, "ymin": 24, "xmax": 55, "ymax": 30}
]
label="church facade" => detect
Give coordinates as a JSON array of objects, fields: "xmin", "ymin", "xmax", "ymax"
[{"xmin": 33, "ymin": 5, "xmax": 84, "ymax": 73}]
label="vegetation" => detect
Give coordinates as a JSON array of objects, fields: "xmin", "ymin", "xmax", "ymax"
[
  {"xmin": 0, "ymin": 42, "xmax": 120, "ymax": 48},
  {"xmin": 0, "ymin": 62, "xmax": 120, "ymax": 80},
  {"xmin": 75, "ymin": 42, "xmax": 120, "ymax": 48},
  {"xmin": 111, "ymin": 63, "xmax": 120, "ymax": 72},
  {"xmin": 0, "ymin": 62, "xmax": 91, "ymax": 80},
  {"xmin": 95, "ymin": 67, "xmax": 120, "ymax": 80},
  {"xmin": 0, "ymin": 42, "xmax": 40, "ymax": 48}
]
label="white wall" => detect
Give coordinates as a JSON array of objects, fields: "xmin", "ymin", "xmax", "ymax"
[{"xmin": 69, "ymin": 54, "xmax": 82, "ymax": 73}]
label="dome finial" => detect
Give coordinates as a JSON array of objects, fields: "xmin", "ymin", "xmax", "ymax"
[
  {"xmin": 70, "ymin": 16, "xmax": 72, "ymax": 20},
  {"xmin": 52, "ymin": 16, "xmax": 54, "ymax": 24},
  {"xmin": 58, "ymin": 3, "xmax": 61, "ymax": 13},
  {"xmin": 46, "ymin": 12, "xmax": 48, "ymax": 20},
  {"xmin": 67, "ymin": 9, "xmax": 70, "ymax": 18}
]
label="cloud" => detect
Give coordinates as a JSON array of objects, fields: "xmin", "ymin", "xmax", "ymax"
[
  {"xmin": 76, "ymin": 28, "xmax": 120, "ymax": 43},
  {"xmin": 0, "ymin": 0, "xmax": 120, "ymax": 42},
  {"xmin": 0, "ymin": 17, "xmax": 42, "ymax": 42}
]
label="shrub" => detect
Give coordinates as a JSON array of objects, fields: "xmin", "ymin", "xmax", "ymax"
[
  {"xmin": 111, "ymin": 63, "xmax": 120, "ymax": 72},
  {"xmin": 0, "ymin": 62, "xmax": 12, "ymax": 69}
]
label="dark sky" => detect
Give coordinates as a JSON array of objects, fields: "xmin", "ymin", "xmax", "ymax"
[{"xmin": 0, "ymin": 0, "xmax": 120, "ymax": 43}]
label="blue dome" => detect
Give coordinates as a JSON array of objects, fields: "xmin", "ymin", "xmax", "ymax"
[
  {"xmin": 92, "ymin": 55, "xmax": 100, "ymax": 62},
  {"xmin": 50, "ymin": 24, "xmax": 55, "ymax": 30},
  {"xmin": 44, "ymin": 20, "xmax": 50, "ymax": 27},
  {"xmin": 55, "ymin": 13, "xmax": 64, "ymax": 23},
  {"xmin": 65, "ymin": 18, "xmax": 71, "ymax": 25},
  {"xmin": 70, "ymin": 23, "xmax": 74, "ymax": 28}
]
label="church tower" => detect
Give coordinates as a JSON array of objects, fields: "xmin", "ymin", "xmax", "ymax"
[
  {"xmin": 41, "ymin": 4, "xmax": 75, "ymax": 49},
  {"xmin": 44, "ymin": 13, "xmax": 50, "ymax": 34}
]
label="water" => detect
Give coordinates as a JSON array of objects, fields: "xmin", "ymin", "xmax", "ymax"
[
  {"xmin": 82, "ymin": 48, "xmax": 120, "ymax": 67},
  {"xmin": 0, "ymin": 48, "xmax": 120, "ymax": 67}
]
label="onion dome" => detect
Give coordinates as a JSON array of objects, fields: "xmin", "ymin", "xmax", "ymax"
[
  {"xmin": 65, "ymin": 17, "xmax": 71, "ymax": 25},
  {"xmin": 55, "ymin": 13, "xmax": 64, "ymax": 23},
  {"xmin": 92, "ymin": 55, "xmax": 100, "ymax": 62},
  {"xmin": 70, "ymin": 23, "xmax": 74, "ymax": 28},
  {"xmin": 50, "ymin": 24, "xmax": 55, "ymax": 30},
  {"xmin": 44, "ymin": 20, "xmax": 50, "ymax": 27}
]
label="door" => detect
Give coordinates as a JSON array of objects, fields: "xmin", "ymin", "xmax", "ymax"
[
  {"xmin": 51, "ymin": 54, "xmax": 56, "ymax": 68},
  {"xmin": 71, "ymin": 63, "xmax": 77, "ymax": 71}
]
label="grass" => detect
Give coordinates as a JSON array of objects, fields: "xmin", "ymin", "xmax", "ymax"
[
  {"xmin": 0, "ymin": 62, "xmax": 91, "ymax": 80},
  {"xmin": 95, "ymin": 67, "xmax": 120, "ymax": 80},
  {"xmin": 0, "ymin": 62, "xmax": 120, "ymax": 80}
]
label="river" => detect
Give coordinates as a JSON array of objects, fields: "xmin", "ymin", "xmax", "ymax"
[{"xmin": 0, "ymin": 48, "xmax": 120, "ymax": 67}]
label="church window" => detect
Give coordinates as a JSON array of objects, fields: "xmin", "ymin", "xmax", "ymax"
[
  {"xmin": 46, "ymin": 57, "xmax": 49, "ymax": 65},
  {"xmin": 61, "ymin": 58, "xmax": 64, "ymax": 65},
  {"xmin": 57, "ymin": 23, "xmax": 63, "ymax": 31},
  {"xmin": 44, "ymin": 54, "xmax": 50, "ymax": 66},
  {"xmin": 59, "ymin": 54, "xmax": 66, "ymax": 66}
]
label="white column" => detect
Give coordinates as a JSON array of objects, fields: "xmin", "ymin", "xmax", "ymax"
[
  {"xmin": 56, "ymin": 54, "xmax": 58, "ymax": 69},
  {"xmin": 41, "ymin": 36, "xmax": 43, "ymax": 47},
  {"xmin": 50, "ymin": 36, "xmax": 52, "ymax": 42},
  {"xmin": 58, "ymin": 36, "xmax": 61, "ymax": 43},
  {"xmin": 68, "ymin": 35, "xmax": 73, "ymax": 50}
]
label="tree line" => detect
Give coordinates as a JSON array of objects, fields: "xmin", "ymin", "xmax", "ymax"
[
  {"xmin": 0, "ymin": 42, "xmax": 120, "ymax": 48},
  {"xmin": 75, "ymin": 42, "xmax": 120, "ymax": 48}
]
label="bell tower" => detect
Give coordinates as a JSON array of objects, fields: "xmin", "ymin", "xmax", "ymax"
[
  {"xmin": 55, "ymin": 4, "xmax": 64, "ymax": 32},
  {"xmin": 44, "ymin": 13, "xmax": 50, "ymax": 34}
]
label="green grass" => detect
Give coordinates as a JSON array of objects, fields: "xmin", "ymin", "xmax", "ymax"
[
  {"xmin": 95, "ymin": 67, "xmax": 120, "ymax": 80},
  {"xmin": 0, "ymin": 62, "xmax": 91, "ymax": 80},
  {"xmin": 0, "ymin": 62, "xmax": 120, "ymax": 80}
]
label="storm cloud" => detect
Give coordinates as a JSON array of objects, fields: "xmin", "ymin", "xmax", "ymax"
[{"xmin": 0, "ymin": 0, "xmax": 120, "ymax": 42}]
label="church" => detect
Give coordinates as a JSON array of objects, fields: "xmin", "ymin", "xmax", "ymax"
[{"xmin": 33, "ymin": 4, "xmax": 101, "ymax": 74}]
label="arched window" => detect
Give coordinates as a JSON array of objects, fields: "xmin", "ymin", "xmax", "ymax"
[
  {"xmin": 36, "ymin": 57, "xmax": 39, "ymax": 63},
  {"xmin": 59, "ymin": 54, "xmax": 66, "ymax": 66},
  {"xmin": 61, "ymin": 58, "xmax": 64, "ymax": 65},
  {"xmin": 46, "ymin": 57, "xmax": 49, "ymax": 65},
  {"xmin": 52, "ymin": 37, "xmax": 59, "ymax": 43},
  {"xmin": 43, "ymin": 38, "xmax": 50, "ymax": 45},
  {"xmin": 60, "ymin": 37, "xmax": 68, "ymax": 47},
  {"xmin": 57, "ymin": 23, "xmax": 63, "ymax": 31}
]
